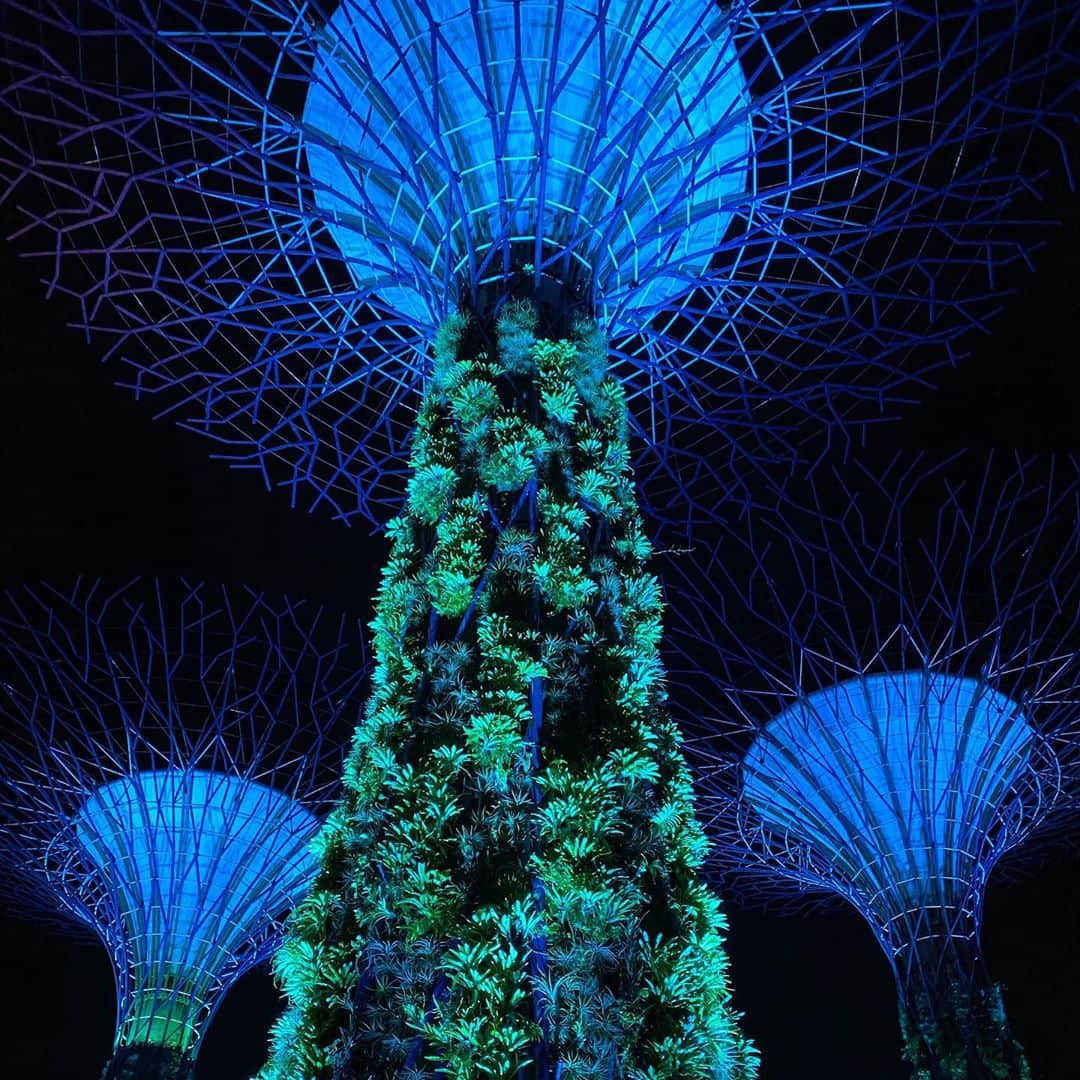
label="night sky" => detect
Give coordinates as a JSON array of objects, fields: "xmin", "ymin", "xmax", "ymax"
[{"xmin": 1, "ymin": 106, "xmax": 1079, "ymax": 1080}]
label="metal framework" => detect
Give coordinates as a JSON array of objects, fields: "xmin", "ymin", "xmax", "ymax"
[
  {"xmin": 1, "ymin": 1, "xmax": 1074, "ymax": 525},
  {"xmin": 661, "ymin": 452, "xmax": 1080, "ymax": 1078},
  {"xmin": 0, "ymin": 579, "xmax": 368, "ymax": 1078}
]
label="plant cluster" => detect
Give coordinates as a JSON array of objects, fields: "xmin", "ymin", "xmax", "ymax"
[
  {"xmin": 901, "ymin": 978, "xmax": 1031, "ymax": 1080},
  {"xmin": 101, "ymin": 1043, "xmax": 191, "ymax": 1080},
  {"xmin": 262, "ymin": 302, "xmax": 756, "ymax": 1079}
]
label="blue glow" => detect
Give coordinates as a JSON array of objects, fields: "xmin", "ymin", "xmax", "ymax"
[
  {"xmin": 303, "ymin": 0, "xmax": 749, "ymax": 323},
  {"xmin": 75, "ymin": 769, "xmax": 319, "ymax": 974},
  {"xmin": 5, "ymin": 2, "xmax": 1067, "ymax": 527},
  {"xmin": 741, "ymin": 671, "xmax": 1034, "ymax": 913}
]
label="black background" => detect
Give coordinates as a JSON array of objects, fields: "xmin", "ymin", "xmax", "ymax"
[{"xmin": 1, "ymin": 114, "xmax": 1078, "ymax": 1080}]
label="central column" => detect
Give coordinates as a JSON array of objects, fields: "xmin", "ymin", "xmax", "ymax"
[
  {"xmin": 264, "ymin": 288, "xmax": 755, "ymax": 1079},
  {"xmin": 893, "ymin": 909, "xmax": 1030, "ymax": 1080}
]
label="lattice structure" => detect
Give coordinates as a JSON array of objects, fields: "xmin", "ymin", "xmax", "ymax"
[
  {"xmin": 662, "ymin": 453, "xmax": 1080, "ymax": 1079},
  {"xmin": 0, "ymin": 579, "xmax": 368, "ymax": 1080},
  {"xmin": 1, "ymin": 1, "xmax": 1074, "ymax": 525}
]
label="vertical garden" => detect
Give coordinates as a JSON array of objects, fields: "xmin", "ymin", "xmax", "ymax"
[
  {"xmin": 0, "ymin": 0, "xmax": 1076, "ymax": 1077},
  {"xmin": 266, "ymin": 303, "xmax": 754, "ymax": 1076}
]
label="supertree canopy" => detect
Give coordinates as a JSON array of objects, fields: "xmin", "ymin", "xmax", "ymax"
[
  {"xmin": 0, "ymin": 0, "xmax": 1074, "ymax": 524},
  {"xmin": 2, "ymin": 3, "xmax": 1078, "ymax": 1078},
  {"xmin": 662, "ymin": 453, "xmax": 1080, "ymax": 1080},
  {"xmin": 0, "ymin": 579, "xmax": 368, "ymax": 1080}
]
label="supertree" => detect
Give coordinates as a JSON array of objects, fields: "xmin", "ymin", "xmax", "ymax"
[
  {"xmin": 0, "ymin": 579, "xmax": 368, "ymax": 1080},
  {"xmin": 1, "ymin": 3, "xmax": 1077, "ymax": 1078},
  {"xmin": 0, "ymin": 1, "xmax": 1075, "ymax": 526},
  {"xmin": 662, "ymin": 452, "xmax": 1080, "ymax": 1079}
]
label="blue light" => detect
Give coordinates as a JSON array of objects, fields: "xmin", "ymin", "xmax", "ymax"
[
  {"xmin": 5, "ymin": 2, "xmax": 1068, "ymax": 526},
  {"xmin": 75, "ymin": 769, "xmax": 319, "ymax": 973},
  {"xmin": 0, "ymin": 579, "xmax": 365, "ymax": 1067},
  {"xmin": 741, "ymin": 671, "xmax": 1034, "ymax": 913},
  {"xmin": 303, "ymin": 0, "xmax": 749, "ymax": 323}
]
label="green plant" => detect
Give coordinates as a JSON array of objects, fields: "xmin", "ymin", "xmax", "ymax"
[{"xmin": 261, "ymin": 304, "xmax": 756, "ymax": 1079}]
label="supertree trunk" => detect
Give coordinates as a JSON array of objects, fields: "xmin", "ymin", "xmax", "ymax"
[
  {"xmin": 98, "ymin": 978, "xmax": 201, "ymax": 1080},
  {"xmin": 264, "ymin": 300, "xmax": 755, "ymax": 1079},
  {"xmin": 100, "ymin": 1043, "xmax": 192, "ymax": 1080},
  {"xmin": 897, "ymin": 919, "xmax": 1029, "ymax": 1080}
]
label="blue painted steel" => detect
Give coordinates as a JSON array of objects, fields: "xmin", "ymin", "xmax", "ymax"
[
  {"xmin": 0, "ymin": 580, "xmax": 367, "ymax": 1062},
  {"xmin": 662, "ymin": 451, "xmax": 1080, "ymax": 953},
  {"xmin": 659, "ymin": 452, "xmax": 1079, "ymax": 1069},
  {"xmin": 76, "ymin": 770, "xmax": 319, "ymax": 968},
  {"xmin": 70, "ymin": 769, "xmax": 319, "ymax": 1049},
  {"xmin": 1, "ymin": 2, "xmax": 1073, "ymax": 524},
  {"xmin": 742, "ymin": 671, "xmax": 1033, "ymax": 919},
  {"xmin": 303, "ymin": 0, "xmax": 749, "ymax": 324}
]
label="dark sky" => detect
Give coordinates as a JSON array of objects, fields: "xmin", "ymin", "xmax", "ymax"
[{"xmin": 1, "ymin": 130, "xmax": 1079, "ymax": 1080}]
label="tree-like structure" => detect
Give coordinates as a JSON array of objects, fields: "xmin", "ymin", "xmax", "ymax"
[
  {"xmin": 0, "ymin": 579, "xmax": 368, "ymax": 1080},
  {"xmin": 0, "ymin": 0, "xmax": 1074, "ymax": 525},
  {"xmin": 662, "ymin": 453, "xmax": 1080, "ymax": 1080},
  {"xmin": 1, "ymin": 2, "xmax": 1077, "ymax": 1077},
  {"xmin": 255, "ymin": 302, "xmax": 758, "ymax": 1078}
]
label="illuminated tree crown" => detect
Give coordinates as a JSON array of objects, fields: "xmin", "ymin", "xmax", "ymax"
[
  {"xmin": 664, "ymin": 454, "xmax": 1080, "ymax": 1080},
  {"xmin": 0, "ymin": 580, "xmax": 367, "ymax": 1080},
  {"xmin": 1, "ymin": 0, "xmax": 1072, "ymax": 522}
]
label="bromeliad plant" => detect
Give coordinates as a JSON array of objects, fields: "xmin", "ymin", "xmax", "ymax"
[
  {"xmin": 264, "ymin": 302, "xmax": 756, "ymax": 1079},
  {"xmin": 3, "ymin": 2, "xmax": 1075, "ymax": 1077}
]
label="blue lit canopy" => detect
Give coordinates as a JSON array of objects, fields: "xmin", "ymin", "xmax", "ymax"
[
  {"xmin": 662, "ymin": 452, "xmax": 1080, "ymax": 942},
  {"xmin": 73, "ymin": 769, "xmax": 318, "ymax": 1049},
  {"xmin": 0, "ymin": 579, "xmax": 367, "ymax": 1070},
  {"xmin": 741, "ymin": 671, "xmax": 1036, "ymax": 931},
  {"xmin": 662, "ymin": 452, "xmax": 1080, "ymax": 1076},
  {"xmin": 303, "ymin": 0, "xmax": 749, "ymax": 324},
  {"xmin": 1, "ymin": 1, "xmax": 1072, "ymax": 523}
]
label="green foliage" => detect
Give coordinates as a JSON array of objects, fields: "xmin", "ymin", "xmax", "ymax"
[
  {"xmin": 900, "ymin": 977, "xmax": 1031, "ymax": 1080},
  {"xmin": 481, "ymin": 416, "xmax": 550, "ymax": 492},
  {"xmin": 412, "ymin": 906, "xmax": 538, "ymax": 1079},
  {"xmin": 494, "ymin": 300, "xmax": 538, "ymax": 375},
  {"xmin": 407, "ymin": 464, "xmax": 457, "ymax": 525},
  {"xmin": 260, "ymin": 306, "xmax": 756, "ymax": 1080},
  {"xmin": 427, "ymin": 494, "xmax": 487, "ymax": 616}
]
